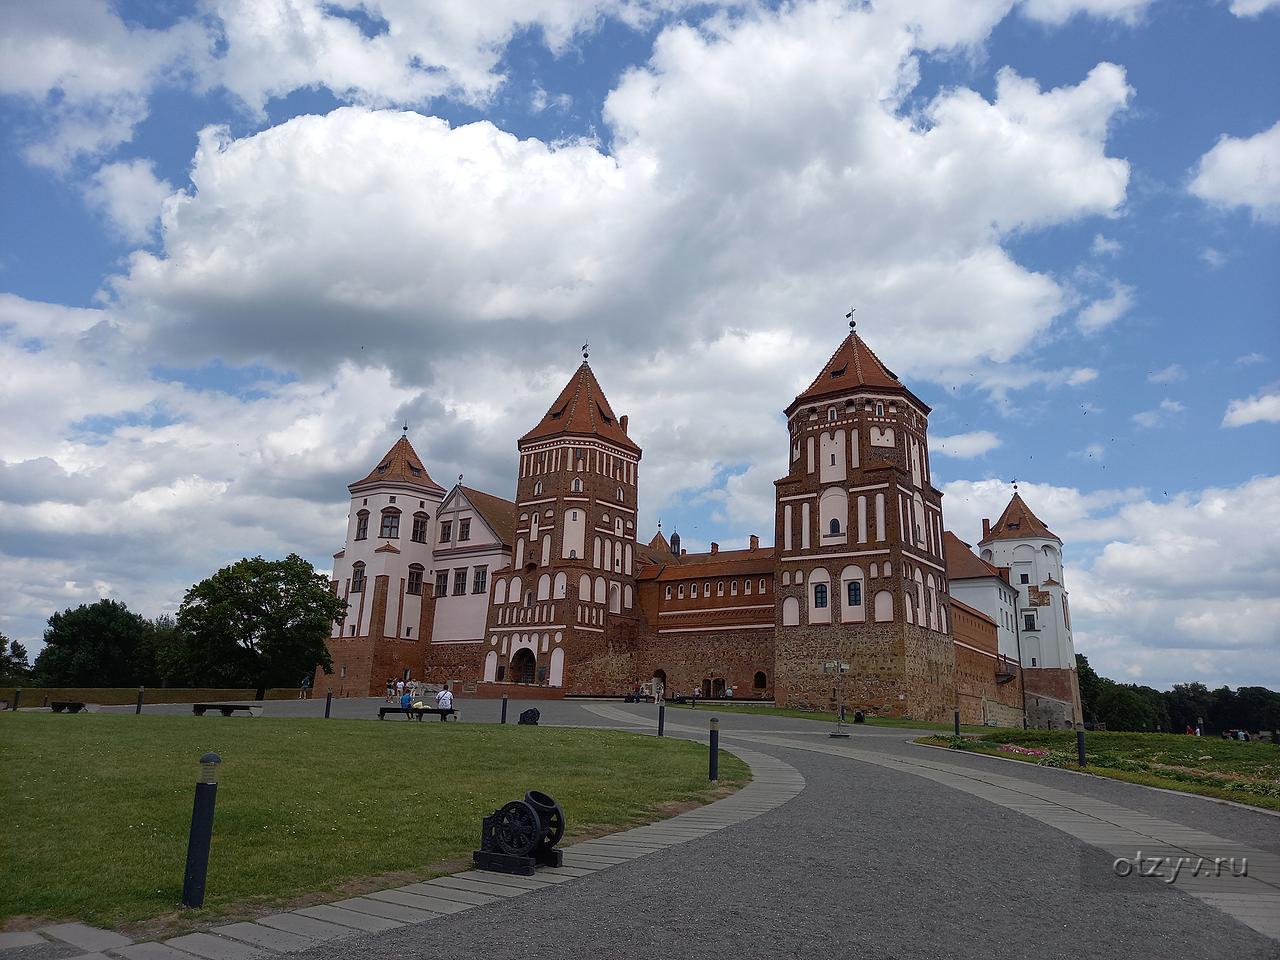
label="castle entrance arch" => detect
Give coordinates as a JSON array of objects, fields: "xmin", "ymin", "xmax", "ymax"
[{"xmin": 511, "ymin": 648, "xmax": 536, "ymax": 684}]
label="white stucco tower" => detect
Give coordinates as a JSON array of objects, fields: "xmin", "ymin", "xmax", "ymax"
[{"xmin": 979, "ymin": 491, "xmax": 1082, "ymax": 727}]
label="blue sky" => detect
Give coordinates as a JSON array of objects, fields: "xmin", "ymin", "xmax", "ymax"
[{"xmin": 0, "ymin": 0, "xmax": 1277, "ymax": 689}]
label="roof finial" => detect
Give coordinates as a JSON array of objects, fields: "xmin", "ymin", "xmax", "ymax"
[
  {"xmin": 1012, "ymin": 478, "xmax": 1019, "ymax": 494},
  {"xmin": 402, "ymin": 420, "xmax": 408, "ymax": 436},
  {"xmin": 657, "ymin": 518, "xmax": 662, "ymax": 532},
  {"xmin": 458, "ymin": 473, "xmax": 464, "ymax": 487},
  {"xmin": 845, "ymin": 306, "xmax": 856, "ymax": 332},
  {"xmin": 581, "ymin": 340, "xmax": 589, "ymax": 362}
]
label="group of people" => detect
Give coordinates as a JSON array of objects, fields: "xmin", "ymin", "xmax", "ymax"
[{"xmin": 385, "ymin": 677, "xmax": 423, "ymax": 702}]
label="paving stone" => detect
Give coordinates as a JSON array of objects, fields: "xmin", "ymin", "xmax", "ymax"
[
  {"xmin": 0, "ymin": 933, "xmax": 46, "ymax": 950},
  {"xmin": 254, "ymin": 914, "xmax": 355, "ymax": 943},
  {"xmin": 453, "ymin": 870, "xmax": 561, "ymax": 889},
  {"xmin": 427, "ymin": 877, "xmax": 529, "ymax": 898},
  {"xmin": 114, "ymin": 943, "xmax": 199, "ymax": 960},
  {"xmin": 163, "ymin": 933, "xmax": 262, "ymax": 960},
  {"xmin": 410, "ymin": 883, "xmax": 500, "ymax": 906},
  {"xmin": 374, "ymin": 889, "xmax": 472, "ymax": 914},
  {"xmin": 331, "ymin": 897, "xmax": 440, "ymax": 923},
  {"xmin": 40, "ymin": 925, "xmax": 132, "ymax": 952},
  {"xmin": 293, "ymin": 906, "xmax": 402, "ymax": 933},
  {"xmin": 210, "ymin": 924, "xmax": 315, "ymax": 953}
]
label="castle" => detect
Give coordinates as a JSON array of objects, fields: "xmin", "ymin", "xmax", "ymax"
[{"xmin": 314, "ymin": 325, "xmax": 1082, "ymax": 727}]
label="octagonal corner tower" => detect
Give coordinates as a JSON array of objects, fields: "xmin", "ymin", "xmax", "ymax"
[{"xmin": 773, "ymin": 327, "xmax": 956, "ymax": 721}]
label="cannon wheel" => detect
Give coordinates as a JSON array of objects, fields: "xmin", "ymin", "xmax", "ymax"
[
  {"xmin": 525, "ymin": 791, "xmax": 565, "ymax": 848},
  {"xmin": 493, "ymin": 800, "xmax": 541, "ymax": 857}
]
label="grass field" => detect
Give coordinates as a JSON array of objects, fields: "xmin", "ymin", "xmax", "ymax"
[
  {"xmin": 0, "ymin": 713, "xmax": 747, "ymax": 933},
  {"xmin": 918, "ymin": 729, "xmax": 1280, "ymax": 812},
  {"xmin": 666, "ymin": 700, "xmax": 994, "ymax": 733}
]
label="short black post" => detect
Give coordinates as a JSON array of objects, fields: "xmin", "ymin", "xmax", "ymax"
[
  {"xmin": 181, "ymin": 753, "xmax": 221, "ymax": 908},
  {"xmin": 657, "ymin": 703, "xmax": 666, "ymax": 737},
  {"xmin": 954, "ymin": 710, "xmax": 960, "ymax": 736},
  {"xmin": 501, "ymin": 695, "xmax": 509, "ymax": 725},
  {"xmin": 12, "ymin": 688, "xmax": 19, "ymax": 711},
  {"xmin": 324, "ymin": 689, "xmax": 333, "ymax": 719},
  {"xmin": 1076, "ymin": 730, "xmax": 1087, "ymax": 767},
  {"xmin": 709, "ymin": 718, "xmax": 720, "ymax": 783},
  {"xmin": 136, "ymin": 686, "xmax": 145, "ymax": 715}
]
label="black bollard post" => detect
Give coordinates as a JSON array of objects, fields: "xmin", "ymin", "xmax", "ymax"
[
  {"xmin": 501, "ymin": 695, "xmax": 508, "ymax": 725},
  {"xmin": 181, "ymin": 753, "xmax": 221, "ymax": 908},
  {"xmin": 657, "ymin": 702, "xmax": 666, "ymax": 737},
  {"xmin": 324, "ymin": 689, "xmax": 333, "ymax": 719},
  {"xmin": 12, "ymin": 688, "xmax": 19, "ymax": 711},
  {"xmin": 709, "ymin": 718, "xmax": 720, "ymax": 783},
  {"xmin": 136, "ymin": 686, "xmax": 145, "ymax": 715},
  {"xmin": 954, "ymin": 710, "xmax": 960, "ymax": 736},
  {"xmin": 1076, "ymin": 730, "xmax": 1086, "ymax": 767}
]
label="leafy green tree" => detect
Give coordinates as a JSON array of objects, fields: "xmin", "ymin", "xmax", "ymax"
[
  {"xmin": 174, "ymin": 554, "xmax": 345, "ymax": 689},
  {"xmin": 1075, "ymin": 654, "xmax": 1108, "ymax": 722},
  {"xmin": 1165, "ymin": 682, "xmax": 1213, "ymax": 732},
  {"xmin": 1095, "ymin": 684, "xmax": 1158, "ymax": 731},
  {"xmin": 33, "ymin": 600, "xmax": 158, "ymax": 686},
  {"xmin": 0, "ymin": 634, "xmax": 32, "ymax": 682}
]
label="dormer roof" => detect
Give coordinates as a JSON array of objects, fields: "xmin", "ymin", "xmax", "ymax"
[
  {"xmin": 349, "ymin": 435, "xmax": 446, "ymax": 496},
  {"xmin": 979, "ymin": 492, "xmax": 1060, "ymax": 545},
  {"xmin": 786, "ymin": 331, "xmax": 930, "ymax": 416},
  {"xmin": 520, "ymin": 362, "xmax": 641, "ymax": 455}
]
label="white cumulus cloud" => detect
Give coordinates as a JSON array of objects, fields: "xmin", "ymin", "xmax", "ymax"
[
  {"xmin": 933, "ymin": 431, "xmax": 1002, "ymax": 458},
  {"xmin": 1223, "ymin": 389, "xmax": 1280, "ymax": 427},
  {"xmin": 1189, "ymin": 120, "xmax": 1280, "ymax": 222}
]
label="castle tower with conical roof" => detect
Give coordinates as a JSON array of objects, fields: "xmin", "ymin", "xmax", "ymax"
[
  {"xmin": 772, "ymin": 324, "xmax": 956, "ymax": 720},
  {"xmin": 980, "ymin": 491, "xmax": 1083, "ymax": 727},
  {"xmin": 480, "ymin": 360, "xmax": 642, "ymax": 692},
  {"xmin": 315, "ymin": 433, "xmax": 447, "ymax": 695}
]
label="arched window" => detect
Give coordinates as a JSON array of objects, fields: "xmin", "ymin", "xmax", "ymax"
[
  {"xmin": 829, "ymin": 518, "xmax": 841, "ymax": 535},
  {"xmin": 759, "ymin": 578, "xmax": 767, "ymax": 593},
  {"xmin": 350, "ymin": 562, "xmax": 366, "ymax": 593},
  {"xmin": 524, "ymin": 590, "xmax": 533, "ymax": 608},
  {"xmin": 847, "ymin": 580, "xmax": 862, "ymax": 606},
  {"xmin": 665, "ymin": 585, "xmax": 672, "ymax": 600},
  {"xmin": 406, "ymin": 564, "xmax": 424, "ymax": 595},
  {"xmin": 828, "ymin": 407, "xmax": 836, "ymax": 421},
  {"xmin": 380, "ymin": 508, "xmax": 400, "ymax": 539},
  {"xmin": 754, "ymin": 671, "xmax": 767, "ymax": 690},
  {"xmin": 814, "ymin": 584, "xmax": 828, "ymax": 608},
  {"xmin": 411, "ymin": 512, "xmax": 429, "ymax": 543},
  {"xmin": 572, "ymin": 478, "xmax": 583, "ymax": 492},
  {"xmin": 534, "ymin": 480, "xmax": 543, "ymax": 495},
  {"xmin": 354, "ymin": 510, "xmax": 369, "ymax": 540},
  {"xmin": 616, "ymin": 486, "xmax": 623, "ymax": 500},
  {"xmin": 875, "ymin": 402, "xmax": 884, "ymax": 417}
]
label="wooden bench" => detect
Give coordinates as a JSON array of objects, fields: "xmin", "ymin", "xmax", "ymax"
[
  {"xmin": 378, "ymin": 706, "xmax": 457, "ymax": 722},
  {"xmin": 50, "ymin": 700, "xmax": 86, "ymax": 713},
  {"xmin": 192, "ymin": 703, "xmax": 258, "ymax": 717}
]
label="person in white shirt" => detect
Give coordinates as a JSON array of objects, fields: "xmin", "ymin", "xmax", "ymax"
[{"xmin": 435, "ymin": 684, "xmax": 454, "ymax": 721}]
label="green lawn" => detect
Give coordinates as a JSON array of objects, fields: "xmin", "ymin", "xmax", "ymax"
[
  {"xmin": 0, "ymin": 713, "xmax": 747, "ymax": 933},
  {"xmin": 918, "ymin": 729, "xmax": 1280, "ymax": 812},
  {"xmin": 667, "ymin": 701, "xmax": 994, "ymax": 733}
]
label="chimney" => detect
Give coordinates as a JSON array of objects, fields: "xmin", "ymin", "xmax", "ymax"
[
  {"xmin": 619, "ymin": 415, "xmax": 628, "ymax": 435},
  {"xmin": 749, "ymin": 534, "xmax": 760, "ymax": 551},
  {"xmin": 982, "ymin": 519, "xmax": 991, "ymax": 538},
  {"xmin": 710, "ymin": 542, "xmax": 719, "ymax": 554}
]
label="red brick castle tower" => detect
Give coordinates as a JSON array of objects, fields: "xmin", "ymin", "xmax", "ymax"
[
  {"xmin": 480, "ymin": 354, "xmax": 642, "ymax": 693},
  {"xmin": 773, "ymin": 320, "xmax": 956, "ymax": 719}
]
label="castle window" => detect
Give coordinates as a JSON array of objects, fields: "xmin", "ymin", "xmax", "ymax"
[
  {"xmin": 572, "ymin": 478, "xmax": 583, "ymax": 492},
  {"xmin": 616, "ymin": 486, "xmax": 623, "ymax": 500},
  {"xmin": 569, "ymin": 550, "xmax": 577, "ymax": 559},
  {"xmin": 731, "ymin": 581, "xmax": 738, "ymax": 596},
  {"xmin": 534, "ymin": 481, "xmax": 543, "ymax": 495},
  {"xmin": 717, "ymin": 581, "xmax": 724, "ymax": 596},
  {"xmin": 571, "ymin": 511, "xmax": 578, "ymax": 521},
  {"xmin": 814, "ymin": 583, "xmax": 828, "ymax": 609},
  {"xmin": 753, "ymin": 671, "xmax": 767, "ymax": 689},
  {"xmin": 435, "ymin": 571, "xmax": 448, "ymax": 596},
  {"xmin": 411, "ymin": 512, "xmax": 429, "ymax": 543},
  {"xmin": 875, "ymin": 402, "xmax": 884, "ymax": 417},
  {"xmin": 829, "ymin": 518, "xmax": 841, "ymax": 535},
  {"xmin": 691, "ymin": 583, "xmax": 699, "ymax": 598},
  {"xmin": 440, "ymin": 521, "xmax": 453, "ymax": 542},
  {"xmin": 355, "ymin": 510, "xmax": 369, "ymax": 541},
  {"xmin": 453, "ymin": 569, "xmax": 467, "ymax": 596},
  {"xmin": 704, "ymin": 582, "xmax": 710, "ymax": 596},
  {"xmin": 744, "ymin": 580, "xmax": 752, "ymax": 595},
  {"xmin": 1020, "ymin": 573, "xmax": 1029, "ymax": 584},
  {"xmin": 350, "ymin": 562, "xmax": 366, "ymax": 593},
  {"xmin": 472, "ymin": 566, "xmax": 488, "ymax": 594},
  {"xmin": 665, "ymin": 585, "xmax": 672, "ymax": 600},
  {"xmin": 847, "ymin": 581, "xmax": 862, "ymax": 606},
  {"xmin": 1023, "ymin": 613, "xmax": 1037, "ymax": 631},
  {"xmin": 759, "ymin": 578, "xmax": 767, "ymax": 593},
  {"xmin": 459, "ymin": 519, "xmax": 471, "ymax": 542},
  {"xmin": 405, "ymin": 626, "xmax": 413, "ymax": 637},
  {"xmin": 678, "ymin": 584, "xmax": 685, "ymax": 599},
  {"xmin": 1031, "ymin": 657, "xmax": 1037, "ymax": 666},
  {"xmin": 407, "ymin": 564, "xmax": 424, "ymax": 595},
  {"xmin": 828, "ymin": 407, "xmax": 836, "ymax": 421},
  {"xmin": 525, "ymin": 590, "xmax": 534, "ymax": 607},
  {"xmin": 348, "ymin": 626, "xmax": 355, "ymax": 636}
]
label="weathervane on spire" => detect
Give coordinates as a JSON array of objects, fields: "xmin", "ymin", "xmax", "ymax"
[
  {"xmin": 402, "ymin": 420, "xmax": 408, "ymax": 436},
  {"xmin": 657, "ymin": 518, "xmax": 662, "ymax": 532},
  {"xmin": 1011, "ymin": 478, "xmax": 1019, "ymax": 494},
  {"xmin": 458, "ymin": 473, "xmax": 464, "ymax": 487},
  {"xmin": 845, "ymin": 307, "xmax": 856, "ymax": 332},
  {"xmin": 581, "ymin": 341, "xmax": 590, "ymax": 361}
]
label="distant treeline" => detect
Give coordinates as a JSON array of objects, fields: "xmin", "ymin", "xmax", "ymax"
[{"xmin": 1076, "ymin": 655, "xmax": 1280, "ymax": 734}]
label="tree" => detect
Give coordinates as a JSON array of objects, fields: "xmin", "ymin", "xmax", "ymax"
[
  {"xmin": 1095, "ymin": 684, "xmax": 1158, "ymax": 732},
  {"xmin": 1165, "ymin": 682, "xmax": 1213, "ymax": 732},
  {"xmin": 1075, "ymin": 654, "xmax": 1107, "ymax": 722},
  {"xmin": 33, "ymin": 599, "xmax": 158, "ymax": 687},
  {"xmin": 175, "ymin": 554, "xmax": 345, "ymax": 689},
  {"xmin": 0, "ymin": 634, "xmax": 32, "ymax": 682}
]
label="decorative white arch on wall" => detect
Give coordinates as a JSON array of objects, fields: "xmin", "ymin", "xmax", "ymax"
[
  {"xmin": 541, "ymin": 534, "xmax": 551, "ymax": 565},
  {"xmin": 609, "ymin": 583, "xmax": 621, "ymax": 614},
  {"xmin": 515, "ymin": 538, "xmax": 525, "ymax": 568},
  {"xmin": 782, "ymin": 596, "xmax": 801, "ymax": 626},
  {"xmin": 809, "ymin": 567, "xmax": 832, "ymax": 625},
  {"xmin": 553, "ymin": 572, "xmax": 567, "ymax": 599},
  {"xmin": 549, "ymin": 647, "xmax": 565, "ymax": 687},
  {"xmin": 509, "ymin": 576, "xmax": 522, "ymax": 603},
  {"xmin": 624, "ymin": 584, "xmax": 633, "ymax": 609},
  {"xmin": 593, "ymin": 576, "xmax": 606, "ymax": 605},
  {"xmin": 874, "ymin": 590, "xmax": 894, "ymax": 622},
  {"xmin": 537, "ymin": 574, "xmax": 551, "ymax": 601},
  {"xmin": 494, "ymin": 579, "xmax": 507, "ymax": 605},
  {"xmin": 819, "ymin": 486, "xmax": 849, "ymax": 539},
  {"xmin": 483, "ymin": 650, "xmax": 498, "ymax": 682},
  {"xmin": 839, "ymin": 565, "xmax": 865, "ymax": 623}
]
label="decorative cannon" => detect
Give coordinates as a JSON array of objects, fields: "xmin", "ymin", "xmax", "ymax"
[
  {"xmin": 473, "ymin": 790, "xmax": 565, "ymax": 875},
  {"xmin": 518, "ymin": 707, "xmax": 540, "ymax": 725}
]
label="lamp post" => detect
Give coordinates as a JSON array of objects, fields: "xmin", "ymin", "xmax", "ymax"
[
  {"xmin": 824, "ymin": 660, "xmax": 850, "ymax": 738},
  {"xmin": 182, "ymin": 752, "xmax": 221, "ymax": 908}
]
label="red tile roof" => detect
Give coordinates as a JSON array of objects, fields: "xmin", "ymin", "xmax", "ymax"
[
  {"xmin": 639, "ymin": 545, "xmax": 776, "ymax": 580},
  {"xmin": 458, "ymin": 485, "xmax": 517, "ymax": 549},
  {"xmin": 943, "ymin": 531, "xmax": 1006, "ymax": 581},
  {"xmin": 520, "ymin": 362, "xmax": 641, "ymax": 454},
  {"xmin": 786, "ymin": 331, "xmax": 930, "ymax": 415},
  {"xmin": 349, "ymin": 435, "xmax": 446, "ymax": 494},
  {"xmin": 979, "ymin": 492, "xmax": 1059, "ymax": 545}
]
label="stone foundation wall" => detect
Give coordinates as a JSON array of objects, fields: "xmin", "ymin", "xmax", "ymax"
[
  {"xmin": 1024, "ymin": 666, "xmax": 1082, "ymax": 726},
  {"xmin": 631, "ymin": 627, "xmax": 776, "ymax": 700}
]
